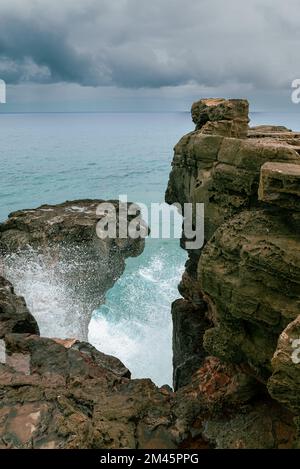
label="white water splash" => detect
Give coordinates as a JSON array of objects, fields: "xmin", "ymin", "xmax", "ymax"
[
  {"xmin": 3, "ymin": 241, "xmax": 186, "ymax": 387},
  {"xmin": 3, "ymin": 249, "xmax": 88, "ymax": 339},
  {"xmin": 89, "ymin": 244, "xmax": 185, "ymax": 386}
]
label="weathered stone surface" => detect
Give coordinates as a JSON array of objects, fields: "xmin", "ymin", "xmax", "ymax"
[
  {"xmin": 173, "ymin": 357, "xmax": 294, "ymax": 449},
  {"xmin": 1, "ymin": 326, "xmax": 292, "ymax": 449},
  {"xmin": 259, "ymin": 162, "xmax": 300, "ymax": 210},
  {"xmin": 0, "ymin": 286, "xmax": 190, "ymax": 449},
  {"xmin": 0, "ymin": 333, "xmax": 179, "ymax": 449},
  {"xmin": 166, "ymin": 97, "xmax": 300, "ymax": 447},
  {"xmin": 202, "ymin": 401, "xmax": 296, "ymax": 449},
  {"xmin": 180, "ymin": 356, "xmax": 258, "ymax": 411},
  {"xmin": 0, "ymin": 200, "xmax": 145, "ymax": 339},
  {"xmin": 199, "ymin": 209, "xmax": 300, "ymax": 381},
  {"xmin": 250, "ymin": 125, "xmax": 292, "ymax": 133},
  {"xmin": 71, "ymin": 341, "xmax": 131, "ymax": 379},
  {"xmin": 191, "ymin": 98, "xmax": 249, "ymax": 138},
  {"xmin": 0, "ymin": 199, "xmax": 144, "ymax": 256},
  {"xmin": 166, "ymin": 130, "xmax": 300, "ymax": 241},
  {"xmin": 0, "ymin": 276, "xmax": 39, "ymax": 339}
]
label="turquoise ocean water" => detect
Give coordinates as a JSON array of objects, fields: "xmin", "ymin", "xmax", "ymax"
[{"xmin": 0, "ymin": 111, "xmax": 299, "ymax": 385}]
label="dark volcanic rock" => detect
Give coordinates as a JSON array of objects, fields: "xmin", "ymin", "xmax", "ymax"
[
  {"xmin": 71, "ymin": 341, "xmax": 131, "ymax": 379},
  {"xmin": 0, "ymin": 286, "xmax": 191, "ymax": 449},
  {"xmin": 172, "ymin": 298, "xmax": 210, "ymax": 390},
  {"xmin": 0, "ymin": 325, "xmax": 290, "ymax": 449}
]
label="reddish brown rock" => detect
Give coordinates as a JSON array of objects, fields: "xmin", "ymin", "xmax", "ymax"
[{"xmin": 0, "ymin": 333, "xmax": 179, "ymax": 449}]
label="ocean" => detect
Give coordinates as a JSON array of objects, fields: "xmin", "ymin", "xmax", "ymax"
[{"xmin": 0, "ymin": 111, "xmax": 299, "ymax": 386}]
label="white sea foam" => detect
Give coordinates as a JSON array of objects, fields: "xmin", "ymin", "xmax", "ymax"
[
  {"xmin": 3, "ymin": 249, "xmax": 88, "ymax": 339},
  {"xmin": 89, "ymin": 244, "xmax": 185, "ymax": 386},
  {"xmin": 3, "ymin": 242, "xmax": 185, "ymax": 387}
]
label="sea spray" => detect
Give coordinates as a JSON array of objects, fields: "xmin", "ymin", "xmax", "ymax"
[
  {"xmin": 89, "ymin": 242, "xmax": 185, "ymax": 386},
  {"xmin": 3, "ymin": 248, "xmax": 94, "ymax": 339},
  {"xmin": 3, "ymin": 238, "xmax": 185, "ymax": 387}
]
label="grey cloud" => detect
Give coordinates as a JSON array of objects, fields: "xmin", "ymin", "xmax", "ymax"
[
  {"xmin": 0, "ymin": 0, "xmax": 298, "ymax": 90},
  {"xmin": 0, "ymin": 14, "xmax": 109, "ymax": 85}
]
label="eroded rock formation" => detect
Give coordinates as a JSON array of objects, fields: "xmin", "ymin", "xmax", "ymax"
[
  {"xmin": 1, "ymin": 99, "xmax": 300, "ymax": 449},
  {"xmin": 0, "ymin": 332, "xmax": 179, "ymax": 449},
  {"xmin": 166, "ymin": 98, "xmax": 300, "ymax": 447},
  {"xmin": 0, "ymin": 276, "xmax": 206, "ymax": 449},
  {"xmin": 0, "ymin": 200, "xmax": 144, "ymax": 339}
]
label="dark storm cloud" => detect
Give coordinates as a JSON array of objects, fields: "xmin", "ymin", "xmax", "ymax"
[
  {"xmin": 0, "ymin": 0, "xmax": 298, "ymax": 89},
  {"xmin": 0, "ymin": 15, "xmax": 107, "ymax": 85}
]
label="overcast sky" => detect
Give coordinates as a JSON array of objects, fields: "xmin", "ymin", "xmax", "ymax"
[{"xmin": 0, "ymin": 0, "xmax": 299, "ymax": 111}]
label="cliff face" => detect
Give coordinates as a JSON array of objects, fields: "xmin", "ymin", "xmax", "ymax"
[{"xmin": 166, "ymin": 98, "xmax": 300, "ymax": 447}]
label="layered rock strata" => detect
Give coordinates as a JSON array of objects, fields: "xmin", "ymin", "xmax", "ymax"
[{"xmin": 166, "ymin": 98, "xmax": 300, "ymax": 447}]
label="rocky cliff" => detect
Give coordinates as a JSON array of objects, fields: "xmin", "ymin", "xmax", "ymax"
[
  {"xmin": 166, "ymin": 98, "xmax": 300, "ymax": 447},
  {"xmin": 0, "ymin": 100, "xmax": 300, "ymax": 449}
]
